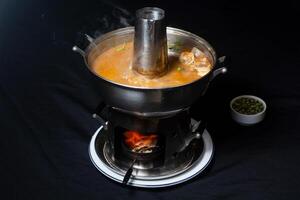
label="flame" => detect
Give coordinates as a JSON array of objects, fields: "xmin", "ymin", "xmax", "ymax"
[{"xmin": 124, "ymin": 130, "xmax": 158, "ymax": 151}]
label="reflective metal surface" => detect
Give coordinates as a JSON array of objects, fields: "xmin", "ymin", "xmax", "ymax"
[
  {"xmin": 89, "ymin": 119, "xmax": 214, "ymax": 188},
  {"xmin": 73, "ymin": 27, "xmax": 227, "ymax": 114},
  {"xmin": 133, "ymin": 7, "xmax": 168, "ymax": 77},
  {"xmin": 112, "ymin": 106, "xmax": 187, "ymax": 117}
]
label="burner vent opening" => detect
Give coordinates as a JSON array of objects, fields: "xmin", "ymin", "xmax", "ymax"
[{"xmin": 123, "ymin": 130, "xmax": 159, "ymax": 153}]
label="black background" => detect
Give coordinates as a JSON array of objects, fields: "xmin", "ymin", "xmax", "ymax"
[{"xmin": 1, "ymin": 0, "xmax": 300, "ymax": 199}]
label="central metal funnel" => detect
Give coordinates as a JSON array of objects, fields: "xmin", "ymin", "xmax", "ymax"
[{"xmin": 133, "ymin": 7, "xmax": 168, "ymax": 77}]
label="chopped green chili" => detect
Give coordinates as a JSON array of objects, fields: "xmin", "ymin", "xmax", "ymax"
[
  {"xmin": 232, "ymin": 97, "xmax": 264, "ymax": 115},
  {"xmin": 176, "ymin": 66, "xmax": 184, "ymax": 71},
  {"xmin": 116, "ymin": 43, "xmax": 126, "ymax": 51}
]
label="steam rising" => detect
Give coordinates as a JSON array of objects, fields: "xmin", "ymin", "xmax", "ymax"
[
  {"xmin": 82, "ymin": 2, "xmax": 133, "ymax": 38},
  {"xmin": 93, "ymin": 6, "xmax": 133, "ymax": 37},
  {"xmin": 74, "ymin": 2, "xmax": 134, "ymax": 48}
]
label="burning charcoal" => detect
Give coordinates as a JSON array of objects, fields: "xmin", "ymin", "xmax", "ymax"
[
  {"xmin": 124, "ymin": 130, "xmax": 158, "ymax": 152},
  {"xmin": 132, "ymin": 145, "xmax": 158, "ymax": 153}
]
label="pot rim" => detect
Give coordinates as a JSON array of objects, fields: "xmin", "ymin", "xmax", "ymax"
[{"xmin": 84, "ymin": 26, "xmax": 217, "ymax": 90}]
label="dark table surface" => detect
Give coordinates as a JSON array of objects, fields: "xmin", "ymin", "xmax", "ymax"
[{"xmin": 1, "ymin": 0, "xmax": 300, "ymax": 199}]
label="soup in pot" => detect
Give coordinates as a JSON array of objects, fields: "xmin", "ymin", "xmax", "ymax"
[{"xmin": 91, "ymin": 42, "xmax": 212, "ymax": 88}]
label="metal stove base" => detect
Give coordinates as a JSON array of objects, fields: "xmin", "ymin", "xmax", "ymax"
[{"xmin": 89, "ymin": 126, "xmax": 214, "ymax": 188}]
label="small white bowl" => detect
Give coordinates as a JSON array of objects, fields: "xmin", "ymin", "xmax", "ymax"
[{"xmin": 230, "ymin": 95, "xmax": 266, "ymax": 126}]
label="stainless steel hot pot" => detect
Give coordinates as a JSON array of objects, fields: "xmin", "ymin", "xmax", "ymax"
[{"xmin": 73, "ymin": 27, "xmax": 227, "ymax": 116}]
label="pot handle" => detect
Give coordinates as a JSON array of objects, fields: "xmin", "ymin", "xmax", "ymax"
[
  {"xmin": 85, "ymin": 34, "xmax": 94, "ymax": 43},
  {"xmin": 210, "ymin": 56, "xmax": 228, "ymax": 81},
  {"xmin": 72, "ymin": 46, "xmax": 85, "ymax": 57},
  {"xmin": 92, "ymin": 102, "xmax": 109, "ymax": 130},
  {"xmin": 201, "ymin": 56, "xmax": 229, "ymax": 96},
  {"xmin": 72, "ymin": 34, "xmax": 95, "ymax": 57}
]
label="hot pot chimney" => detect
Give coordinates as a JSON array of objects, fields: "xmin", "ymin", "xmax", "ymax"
[{"xmin": 132, "ymin": 7, "xmax": 168, "ymax": 77}]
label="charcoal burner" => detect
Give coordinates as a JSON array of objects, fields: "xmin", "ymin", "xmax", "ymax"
[{"xmin": 89, "ymin": 104, "xmax": 214, "ymax": 188}]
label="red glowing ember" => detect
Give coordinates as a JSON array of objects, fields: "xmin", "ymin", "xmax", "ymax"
[{"xmin": 124, "ymin": 130, "xmax": 158, "ymax": 152}]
